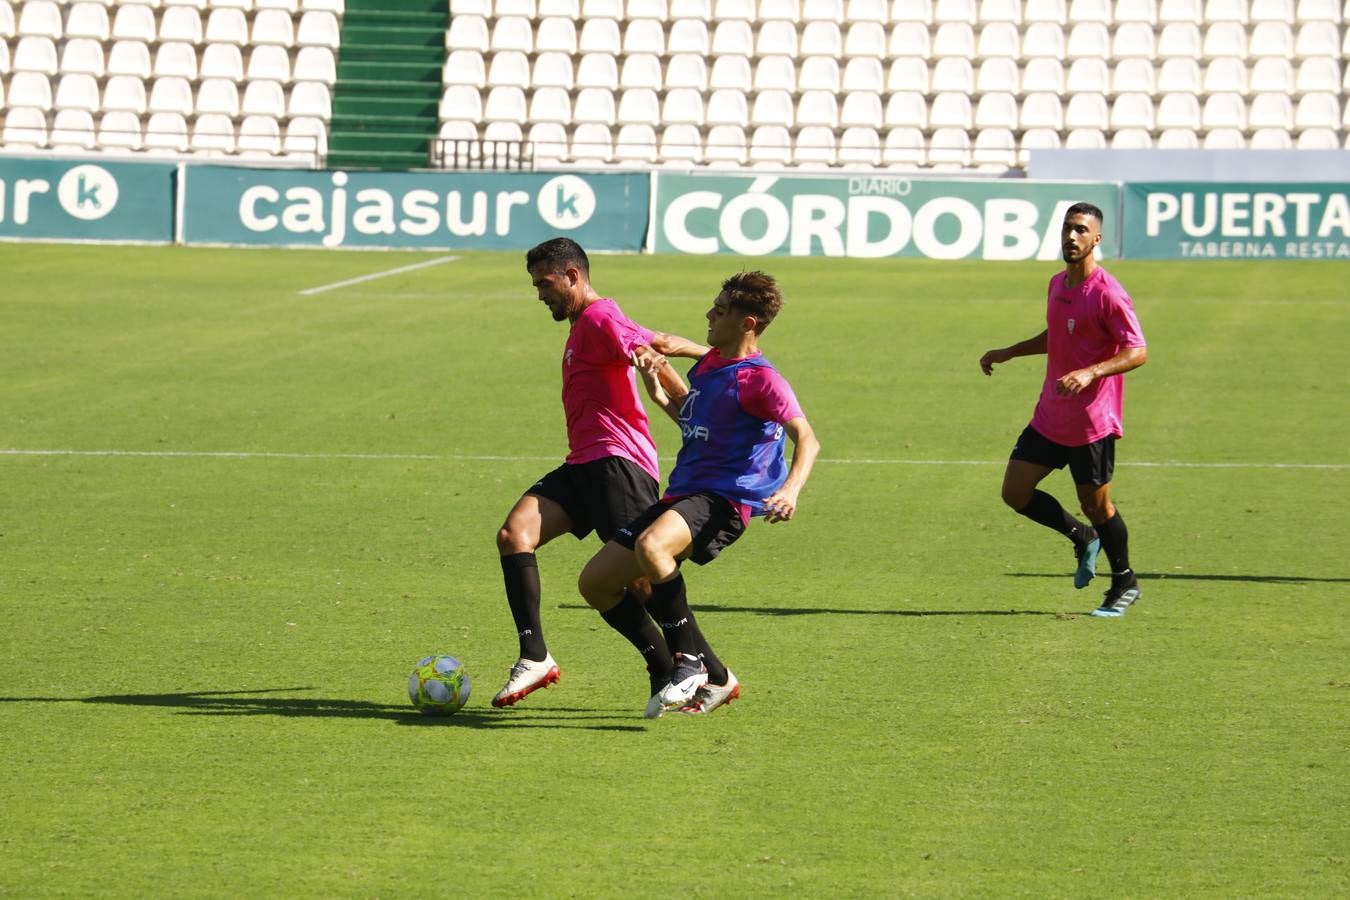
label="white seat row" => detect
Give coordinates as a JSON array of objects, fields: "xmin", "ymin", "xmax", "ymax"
[
  {"xmin": 4, "ymin": 72, "xmax": 333, "ymax": 119},
  {"xmin": 443, "ymin": 14, "xmax": 1347, "ymax": 60},
  {"xmin": 1, "ymin": 106, "xmax": 329, "ymax": 161},
  {"xmin": 0, "ymin": 4, "xmax": 341, "ymax": 48},
  {"xmin": 3, "ymin": 38, "xmax": 338, "ymax": 83},
  {"xmin": 442, "ymin": 0, "xmax": 1346, "ymax": 26},
  {"xmin": 442, "ymin": 49, "xmax": 1348, "ymax": 96}
]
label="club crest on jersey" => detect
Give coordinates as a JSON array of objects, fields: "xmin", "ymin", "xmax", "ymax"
[
  {"xmin": 1067, "ymin": 318, "xmax": 1076, "ymax": 334},
  {"xmin": 564, "ymin": 347, "xmax": 574, "ymax": 366}
]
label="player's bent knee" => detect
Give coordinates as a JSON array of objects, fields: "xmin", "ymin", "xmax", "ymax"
[{"xmin": 1001, "ymin": 485, "xmax": 1030, "ymax": 511}]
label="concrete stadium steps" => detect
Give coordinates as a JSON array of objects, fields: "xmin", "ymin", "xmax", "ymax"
[{"xmin": 326, "ymin": 0, "xmax": 448, "ymax": 170}]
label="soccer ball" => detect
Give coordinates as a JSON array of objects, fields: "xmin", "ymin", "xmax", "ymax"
[{"xmin": 408, "ymin": 655, "xmax": 471, "ymax": 715}]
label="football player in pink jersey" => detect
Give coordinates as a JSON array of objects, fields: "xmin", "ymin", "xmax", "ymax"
[
  {"xmin": 492, "ymin": 238, "xmax": 707, "ymax": 708},
  {"xmin": 979, "ymin": 203, "xmax": 1149, "ymax": 618}
]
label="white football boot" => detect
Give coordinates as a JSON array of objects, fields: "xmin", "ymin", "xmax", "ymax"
[
  {"xmin": 491, "ymin": 653, "xmax": 560, "ymax": 707},
  {"xmin": 648, "ymin": 652, "xmax": 708, "ymax": 716},
  {"xmin": 676, "ymin": 670, "xmax": 741, "ymax": 715}
]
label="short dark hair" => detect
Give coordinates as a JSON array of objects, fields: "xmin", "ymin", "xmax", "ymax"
[
  {"xmin": 721, "ymin": 271, "xmax": 784, "ymax": 333},
  {"xmin": 526, "ymin": 237, "xmax": 589, "ymax": 274},
  {"xmin": 1065, "ymin": 202, "xmax": 1104, "ymax": 225}
]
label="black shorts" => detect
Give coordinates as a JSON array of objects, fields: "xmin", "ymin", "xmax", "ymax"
[
  {"xmin": 613, "ymin": 492, "xmax": 747, "ymax": 566},
  {"xmin": 525, "ymin": 456, "xmax": 659, "ymax": 542},
  {"xmin": 1010, "ymin": 425, "xmax": 1116, "ymax": 486}
]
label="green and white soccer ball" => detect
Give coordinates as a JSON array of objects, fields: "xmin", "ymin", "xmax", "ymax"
[{"xmin": 408, "ymin": 654, "xmax": 471, "ymax": 715}]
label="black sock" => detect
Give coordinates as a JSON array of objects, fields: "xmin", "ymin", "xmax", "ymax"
[
  {"xmin": 1018, "ymin": 490, "xmax": 1094, "ymax": 547},
  {"xmin": 500, "ymin": 552, "xmax": 548, "ymax": 661},
  {"xmin": 1095, "ymin": 511, "xmax": 1133, "ymax": 581},
  {"xmin": 599, "ymin": 590, "xmax": 671, "ymax": 679},
  {"xmin": 649, "ymin": 573, "xmax": 727, "ymax": 685}
]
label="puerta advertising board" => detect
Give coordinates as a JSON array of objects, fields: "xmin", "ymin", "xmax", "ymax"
[
  {"xmin": 652, "ymin": 173, "xmax": 1120, "ymax": 259},
  {"xmin": 181, "ymin": 166, "xmax": 650, "ymax": 251},
  {"xmin": 0, "ymin": 157, "xmax": 175, "ymax": 243},
  {"xmin": 1123, "ymin": 182, "xmax": 1350, "ymax": 259}
]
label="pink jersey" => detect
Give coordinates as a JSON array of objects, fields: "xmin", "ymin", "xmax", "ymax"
[
  {"xmin": 1030, "ymin": 266, "xmax": 1146, "ymax": 446},
  {"xmin": 561, "ymin": 298, "xmax": 660, "ymax": 480}
]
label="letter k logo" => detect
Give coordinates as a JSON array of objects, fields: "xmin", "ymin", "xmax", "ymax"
[
  {"xmin": 554, "ymin": 186, "xmax": 579, "ymax": 219},
  {"xmin": 76, "ymin": 174, "xmax": 102, "ymax": 210}
]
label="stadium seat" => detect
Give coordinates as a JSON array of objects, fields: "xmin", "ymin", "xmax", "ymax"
[
  {"xmin": 436, "ymin": 120, "xmax": 480, "ymax": 168},
  {"xmin": 302, "ymin": 0, "xmax": 345, "ymax": 10},
  {"xmin": 1110, "ymin": 127, "xmax": 1155, "ymax": 148},
  {"xmin": 670, "ymin": 0, "xmax": 713, "ymax": 16},
  {"xmin": 1250, "ymin": 0, "xmax": 1296, "ymax": 21},
  {"xmin": 191, "ymin": 113, "xmax": 237, "ymax": 155},
  {"xmin": 935, "ymin": 0, "xmax": 978, "ymax": 23},
  {"xmin": 710, "ymin": 56, "xmax": 752, "ymax": 91},
  {"xmin": 1065, "ymin": 127, "xmax": 1107, "ymax": 148},
  {"xmin": 1157, "ymin": 91, "xmax": 1202, "ymax": 129},
  {"xmin": 295, "ymin": 46, "xmax": 336, "ymax": 84},
  {"xmin": 1250, "ymin": 57, "xmax": 1295, "ymax": 92},
  {"xmin": 1295, "ymin": 58, "xmax": 1340, "ymax": 94},
  {"xmin": 627, "ymin": 0, "xmax": 668, "ymax": 18},
  {"xmin": 253, "ymin": 10, "xmax": 296, "ymax": 46},
  {"xmin": 931, "ymin": 58, "xmax": 974, "ymax": 93},
  {"xmin": 713, "ymin": 0, "xmax": 755, "ymax": 17},
  {"xmin": 101, "ymin": 76, "xmax": 148, "ymax": 114},
  {"xmin": 201, "ymin": 44, "xmax": 245, "ymax": 81},
  {"xmin": 571, "ymin": 123, "xmax": 614, "ymax": 164},
  {"xmin": 887, "ymin": 22, "xmax": 930, "ymax": 57},
  {"xmin": 283, "ymin": 116, "xmax": 328, "ymax": 163},
  {"xmin": 1202, "ymin": 128, "xmax": 1245, "ymax": 148},
  {"xmin": 1024, "ymin": 0, "xmax": 1069, "ymax": 21},
  {"xmin": 1158, "ymin": 57, "xmax": 1202, "ymax": 93},
  {"xmin": 757, "ymin": 21, "xmax": 799, "ymax": 58},
  {"xmin": 1022, "ymin": 58, "xmax": 1066, "ymax": 93},
  {"xmin": 801, "ymin": 55, "xmax": 842, "ymax": 91},
  {"xmin": 845, "ymin": 21, "xmax": 887, "ymax": 56},
  {"xmin": 841, "ymin": 90, "xmax": 883, "ymax": 126},
  {"xmin": 749, "ymin": 125, "xmax": 793, "ymax": 166},
  {"xmin": 930, "ymin": 92, "xmax": 973, "ymax": 129},
  {"xmin": 444, "ymin": 50, "xmax": 486, "ymax": 88},
  {"xmin": 882, "ymin": 126, "xmax": 925, "ymax": 168},
  {"xmin": 487, "ymin": 51, "xmax": 530, "ymax": 89},
  {"xmin": 624, "ymin": 20, "xmax": 666, "ymax": 55},
  {"xmin": 98, "ymin": 110, "xmax": 145, "ymax": 150},
  {"xmin": 972, "ymin": 127, "xmax": 1017, "ymax": 169},
  {"xmin": 662, "ymin": 88, "xmax": 705, "ymax": 125},
  {"xmin": 534, "ymin": 18, "xmax": 577, "ymax": 53},
  {"xmin": 111, "ymin": 5, "xmax": 158, "ymax": 42},
  {"xmin": 1295, "ymin": 129, "xmax": 1338, "ymax": 149},
  {"xmin": 1022, "ymin": 22, "xmax": 1067, "ymax": 57},
  {"xmin": 1068, "ymin": 0, "xmax": 1111, "ymax": 21},
  {"xmin": 160, "ymin": 7, "xmax": 205, "ymax": 43},
  {"xmin": 806, "ymin": 0, "xmax": 847, "ymax": 22},
  {"xmin": 1201, "ymin": 92, "xmax": 1247, "ymax": 130},
  {"xmin": 206, "ymin": 9, "xmax": 251, "ymax": 45},
  {"xmin": 755, "ymin": 55, "xmax": 798, "ymax": 92},
  {"xmin": 1114, "ymin": 0, "xmax": 1159, "ymax": 22},
  {"xmin": 976, "ymin": 22, "xmax": 1020, "ymax": 57},
  {"xmin": 711, "ymin": 20, "xmax": 753, "ymax": 55},
  {"xmin": 1294, "ymin": 92, "xmax": 1340, "ymax": 131},
  {"xmin": 838, "ymin": 126, "xmax": 882, "ymax": 167},
  {"xmin": 1110, "ymin": 92, "xmax": 1156, "ymax": 130},
  {"xmin": 147, "ymin": 77, "xmax": 193, "ymax": 117},
  {"xmin": 797, "ymin": 90, "xmax": 840, "ymax": 127},
  {"xmin": 933, "ymin": 22, "xmax": 976, "ymax": 56},
  {"xmin": 667, "ymin": 20, "xmax": 710, "ymax": 54},
  {"xmin": 975, "ymin": 57, "xmax": 1017, "ymax": 94},
  {"xmin": 237, "ymin": 115, "xmax": 282, "ymax": 157},
  {"xmin": 1248, "ymin": 90, "xmax": 1295, "ymax": 128},
  {"xmin": 928, "ymin": 127, "xmax": 972, "ymax": 167},
  {"xmin": 617, "ymin": 88, "xmax": 660, "ymax": 125},
  {"xmin": 658, "ymin": 123, "xmax": 702, "ymax": 164},
  {"xmin": 525, "ymin": 52, "xmax": 571, "ymax": 91},
  {"xmin": 8, "ymin": 72, "xmax": 53, "ymax": 110},
  {"xmin": 1020, "ymin": 92, "xmax": 1065, "ymax": 130},
  {"xmin": 446, "ymin": 16, "xmax": 490, "ymax": 52},
  {"xmin": 197, "ymin": 78, "xmax": 240, "ymax": 116},
  {"xmin": 144, "ymin": 111, "xmax": 191, "ymax": 154},
  {"xmin": 1209, "ymin": 58, "xmax": 1254, "ymax": 96},
  {"xmin": 3, "ymin": 107, "xmax": 50, "ymax": 148},
  {"xmin": 14, "ymin": 37, "xmax": 59, "ymax": 76},
  {"xmin": 1294, "ymin": 21, "xmax": 1339, "ymax": 56},
  {"xmin": 1066, "ymin": 92, "xmax": 1109, "ymax": 130},
  {"xmin": 884, "ymin": 91, "xmax": 928, "ymax": 127},
  {"xmin": 1296, "ymin": 0, "xmax": 1340, "ymax": 20},
  {"xmin": 1158, "ymin": 0, "xmax": 1202, "ymax": 22},
  {"xmin": 491, "ymin": 16, "xmax": 533, "ymax": 53},
  {"xmin": 793, "ymin": 126, "xmax": 837, "ymax": 166},
  {"xmin": 289, "ymin": 82, "xmax": 331, "ymax": 120},
  {"xmin": 619, "ymin": 54, "xmax": 662, "ymax": 91},
  {"xmin": 707, "ymin": 88, "xmax": 749, "ymax": 126},
  {"xmin": 975, "ymin": 91, "xmax": 1018, "ymax": 130},
  {"xmin": 49, "ymin": 109, "xmax": 99, "ymax": 151},
  {"xmin": 526, "ymin": 86, "xmax": 569, "ymax": 125},
  {"xmin": 1067, "ymin": 58, "xmax": 1110, "ymax": 93},
  {"xmin": 439, "ymin": 85, "xmax": 482, "ymax": 122},
  {"xmin": 155, "ymin": 43, "xmax": 201, "ymax": 80},
  {"xmin": 576, "ymin": 53, "xmax": 619, "ymax": 89},
  {"xmin": 241, "ymin": 79, "xmax": 286, "ymax": 117},
  {"xmin": 1067, "ymin": 23, "xmax": 1110, "ymax": 59},
  {"xmin": 484, "ymin": 86, "xmax": 528, "ymax": 124},
  {"xmin": 843, "ymin": 56, "xmax": 885, "ymax": 91},
  {"xmin": 527, "ymin": 122, "xmax": 569, "ymax": 167},
  {"xmin": 1112, "ymin": 58, "xmax": 1156, "ymax": 94},
  {"xmin": 0, "ymin": 41, "xmax": 10, "ymax": 76},
  {"xmin": 890, "ymin": 0, "xmax": 934, "ymax": 23},
  {"xmin": 890, "ymin": 56, "xmax": 932, "ymax": 93},
  {"xmin": 66, "ymin": 4, "xmax": 113, "ymax": 41},
  {"xmin": 704, "ymin": 124, "xmax": 748, "ymax": 166},
  {"xmin": 258, "ymin": 0, "xmax": 303, "ymax": 11},
  {"xmin": 614, "ymin": 124, "xmax": 659, "ymax": 165},
  {"xmin": 1203, "ymin": 22, "xmax": 1248, "ymax": 58},
  {"xmin": 297, "ymin": 12, "xmax": 340, "ymax": 48},
  {"xmin": 667, "ymin": 54, "xmax": 710, "ymax": 90},
  {"xmin": 1248, "ymin": 21, "xmax": 1295, "ymax": 55},
  {"xmin": 751, "ymin": 89, "xmax": 795, "ymax": 126},
  {"xmin": 979, "ymin": 0, "xmax": 1022, "ymax": 22},
  {"xmin": 573, "ymin": 87, "xmax": 617, "ymax": 124},
  {"xmin": 18, "ymin": 1, "xmax": 64, "ymax": 39},
  {"xmin": 1156, "ymin": 127, "xmax": 1200, "ymax": 148},
  {"xmin": 59, "ymin": 40, "xmax": 107, "ymax": 78},
  {"xmin": 802, "ymin": 21, "xmax": 844, "ymax": 55},
  {"xmin": 54, "ymin": 74, "xmax": 101, "ymax": 113},
  {"xmin": 580, "ymin": 19, "xmax": 623, "ymax": 55},
  {"xmin": 1157, "ymin": 22, "xmax": 1202, "ymax": 57},
  {"xmin": 1113, "ymin": 23, "xmax": 1157, "ymax": 58}
]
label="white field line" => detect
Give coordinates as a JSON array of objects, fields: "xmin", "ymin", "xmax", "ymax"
[
  {"xmin": 297, "ymin": 256, "xmax": 458, "ymax": 296},
  {"xmin": 1, "ymin": 449, "xmax": 1347, "ymax": 470}
]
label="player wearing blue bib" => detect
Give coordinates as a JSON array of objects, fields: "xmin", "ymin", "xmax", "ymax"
[{"xmin": 579, "ymin": 271, "xmax": 820, "ymax": 718}]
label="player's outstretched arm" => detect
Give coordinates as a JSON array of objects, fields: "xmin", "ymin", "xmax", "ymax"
[
  {"xmin": 649, "ymin": 331, "xmax": 710, "ymax": 359},
  {"xmin": 762, "ymin": 416, "xmax": 820, "ymax": 525},
  {"xmin": 980, "ymin": 330, "xmax": 1048, "ymax": 375},
  {"xmin": 632, "ymin": 349, "xmax": 687, "ymax": 423}
]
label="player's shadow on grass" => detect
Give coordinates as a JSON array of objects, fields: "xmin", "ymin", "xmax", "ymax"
[
  {"xmin": 1005, "ymin": 572, "xmax": 1350, "ymax": 585},
  {"xmin": 0, "ymin": 689, "xmax": 645, "ymax": 732},
  {"xmin": 560, "ymin": 603, "xmax": 1060, "ymax": 617}
]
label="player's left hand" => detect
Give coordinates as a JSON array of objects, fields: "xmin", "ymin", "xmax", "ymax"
[
  {"xmin": 762, "ymin": 490, "xmax": 798, "ymax": 524},
  {"xmin": 1055, "ymin": 368, "xmax": 1096, "ymax": 395}
]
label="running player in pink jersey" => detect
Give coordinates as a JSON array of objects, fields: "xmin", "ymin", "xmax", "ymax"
[
  {"xmin": 979, "ymin": 203, "xmax": 1149, "ymax": 618},
  {"xmin": 492, "ymin": 238, "xmax": 707, "ymax": 707}
]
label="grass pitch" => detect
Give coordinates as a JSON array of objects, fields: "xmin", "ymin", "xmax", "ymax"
[{"xmin": 1, "ymin": 244, "xmax": 1347, "ymax": 897}]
